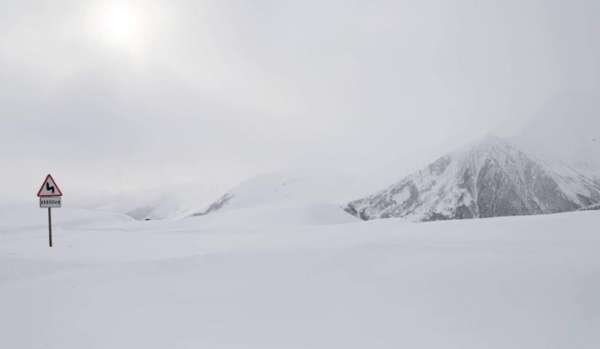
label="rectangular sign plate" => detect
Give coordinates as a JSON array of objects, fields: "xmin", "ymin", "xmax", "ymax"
[{"xmin": 40, "ymin": 197, "xmax": 61, "ymax": 208}]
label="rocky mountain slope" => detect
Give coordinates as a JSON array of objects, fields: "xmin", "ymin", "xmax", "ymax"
[{"xmin": 346, "ymin": 136, "xmax": 600, "ymax": 222}]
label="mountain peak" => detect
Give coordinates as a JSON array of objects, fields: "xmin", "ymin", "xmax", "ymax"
[{"xmin": 347, "ymin": 136, "xmax": 600, "ymax": 222}]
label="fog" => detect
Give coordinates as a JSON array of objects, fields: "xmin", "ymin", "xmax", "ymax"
[{"xmin": 1, "ymin": 0, "xmax": 599, "ymax": 205}]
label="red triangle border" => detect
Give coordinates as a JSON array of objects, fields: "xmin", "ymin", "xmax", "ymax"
[{"xmin": 37, "ymin": 174, "xmax": 63, "ymax": 197}]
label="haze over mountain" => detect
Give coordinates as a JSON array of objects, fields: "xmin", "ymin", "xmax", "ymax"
[
  {"xmin": 511, "ymin": 93, "xmax": 600, "ymax": 176},
  {"xmin": 347, "ymin": 96, "xmax": 600, "ymax": 222},
  {"xmin": 191, "ymin": 93, "xmax": 599, "ymax": 223}
]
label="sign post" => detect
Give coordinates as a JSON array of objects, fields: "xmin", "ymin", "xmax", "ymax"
[
  {"xmin": 37, "ymin": 175, "xmax": 63, "ymax": 247},
  {"xmin": 48, "ymin": 207, "xmax": 52, "ymax": 247}
]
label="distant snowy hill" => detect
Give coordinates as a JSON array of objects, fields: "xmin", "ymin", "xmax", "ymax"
[
  {"xmin": 195, "ymin": 173, "xmax": 363, "ymax": 214},
  {"xmin": 347, "ymin": 136, "xmax": 600, "ymax": 222},
  {"xmin": 89, "ymin": 183, "xmax": 226, "ymax": 221},
  {"xmin": 191, "ymin": 173, "xmax": 362, "ymax": 226}
]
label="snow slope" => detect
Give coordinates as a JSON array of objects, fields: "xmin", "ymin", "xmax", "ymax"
[
  {"xmin": 347, "ymin": 136, "xmax": 600, "ymax": 222},
  {"xmin": 1, "ymin": 208, "xmax": 599, "ymax": 348},
  {"xmin": 192, "ymin": 172, "xmax": 362, "ymax": 226}
]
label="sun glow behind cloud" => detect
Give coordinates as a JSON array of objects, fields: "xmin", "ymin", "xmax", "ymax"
[{"xmin": 89, "ymin": 2, "xmax": 150, "ymax": 53}]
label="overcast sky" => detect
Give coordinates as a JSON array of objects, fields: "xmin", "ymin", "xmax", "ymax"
[{"xmin": 1, "ymin": 0, "xmax": 599, "ymax": 204}]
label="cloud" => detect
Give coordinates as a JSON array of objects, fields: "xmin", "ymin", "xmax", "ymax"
[{"xmin": 1, "ymin": 0, "xmax": 599, "ymax": 203}]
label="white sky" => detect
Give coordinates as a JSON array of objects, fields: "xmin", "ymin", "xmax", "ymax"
[{"xmin": 1, "ymin": 0, "xmax": 599, "ymax": 204}]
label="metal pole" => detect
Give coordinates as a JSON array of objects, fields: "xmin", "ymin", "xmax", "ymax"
[{"xmin": 48, "ymin": 207, "xmax": 53, "ymax": 247}]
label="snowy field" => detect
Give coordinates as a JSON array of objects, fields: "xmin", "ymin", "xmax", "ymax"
[{"xmin": 1, "ymin": 205, "xmax": 599, "ymax": 349}]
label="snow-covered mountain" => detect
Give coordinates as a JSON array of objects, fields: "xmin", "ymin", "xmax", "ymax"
[
  {"xmin": 346, "ymin": 136, "xmax": 600, "ymax": 222},
  {"xmin": 191, "ymin": 173, "xmax": 361, "ymax": 226}
]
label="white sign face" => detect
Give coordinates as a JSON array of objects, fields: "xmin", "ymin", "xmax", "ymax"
[
  {"xmin": 37, "ymin": 175, "xmax": 63, "ymax": 197},
  {"xmin": 40, "ymin": 197, "xmax": 62, "ymax": 208}
]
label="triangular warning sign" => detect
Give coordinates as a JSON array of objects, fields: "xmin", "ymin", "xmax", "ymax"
[{"xmin": 37, "ymin": 174, "xmax": 63, "ymax": 197}]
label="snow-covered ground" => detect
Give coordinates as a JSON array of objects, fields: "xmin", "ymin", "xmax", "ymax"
[{"xmin": 1, "ymin": 206, "xmax": 599, "ymax": 349}]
